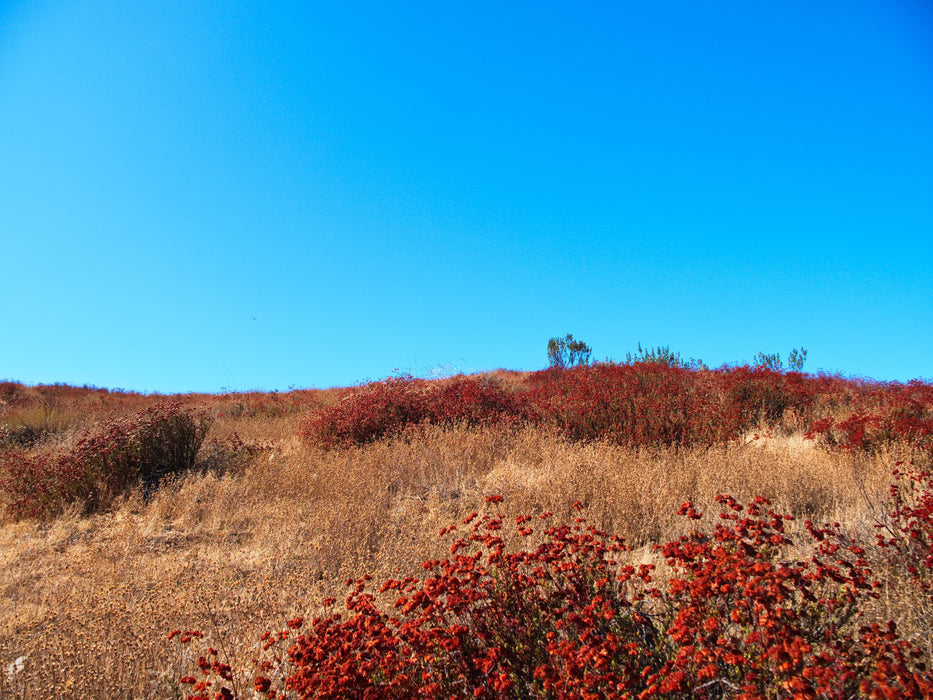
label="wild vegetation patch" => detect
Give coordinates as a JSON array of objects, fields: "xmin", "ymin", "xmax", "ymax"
[
  {"xmin": 0, "ymin": 403, "xmax": 210, "ymax": 519},
  {"xmin": 0, "ymin": 368, "xmax": 931, "ymax": 698},
  {"xmin": 299, "ymin": 364, "xmax": 933, "ymax": 455},
  {"xmin": 172, "ymin": 491, "xmax": 933, "ymax": 698}
]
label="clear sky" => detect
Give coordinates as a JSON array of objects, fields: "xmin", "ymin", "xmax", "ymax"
[{"xmin": 1, "ymin": 1, "xmax": 931, "ymax": 393}]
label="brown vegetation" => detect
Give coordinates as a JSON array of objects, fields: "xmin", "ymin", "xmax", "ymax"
[{"xmin": 0, "ymin": 373, "xmax": 930, "ymax": 697}]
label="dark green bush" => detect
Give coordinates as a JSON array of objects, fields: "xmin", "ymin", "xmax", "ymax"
[{"xmin": 547, "ymin": 334, "xmax": 592, "ymax": 369}]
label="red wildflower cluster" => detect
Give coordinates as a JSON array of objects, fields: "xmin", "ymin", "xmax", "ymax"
[
  {"xmin": 297, "ymin": 375, "xmax": 530, "ymax": 449},
  {"xmin": 173, "ymin": 489, "xmax": 933, "ymax": 698},
  {"xmin": 298, "ymin": 365, "xmax": 931, "ymax": 451},
  {"xmin": 648, "ymin": 495, "xmax": 909, "ymax": 697},
  {"xmin": 525, "ymin": 363, "xmax": 734, "ymax": 447},
  {"xmin": 805, "ymin": 381, "xmax": 933, "ymax": 455},
  {"xmin": 877, "ymin": 466, "xmax": 933, "ymax": 596}
]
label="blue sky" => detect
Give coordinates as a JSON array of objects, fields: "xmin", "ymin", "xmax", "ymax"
[{"xmin": 1, "ymin": 1, "xmax": 931, "ymax": 393}]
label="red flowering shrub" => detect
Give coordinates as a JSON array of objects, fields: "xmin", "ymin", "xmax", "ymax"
[
  {"xmin": 173, "ymin": 490, "xmax": 933, "ymax": 698},
  {"xmin": 805, "ymin": 380, "xmax": 933, "ymax": 457},
  {"xmin": 422, "ymin": 375, "xmax": 531, "ymax": 428},
  {"xmin": 877, "ymin": 466, "xmax": 933, "ymax": 596},
  {"xmin": 526, "ymin": 363, "xmax": 737, "ymax": 447},
  {"xmin": 806, "ymin": 412, "xmax": 933, "ymax": 456},
  {"xmin": 300, "ymin": 370, "xmax": 933, "ymax": 453},
  {"xmin": 810, "ymin": 413, "xmax": 893, "ymax": 452},
  {"xmin": 720, "ymin": 366, "xmax": 829, "ymax": 432},
  {"xmin": 298, "ymin": 375, "xmax": 430, "ymax": 448},
  {"xmin": 0, "ymin": 403, "xmax": 210, "ymax": 519},
  {"xmin": 0, "ymin": 381, "xmax": 23, "ymax": 405},
  {"xmin": 299, "ymin": 375, "xmax": 529, "ymax": 449},
  {"xmin": 283, "ymin": 504, "xmax": 664, "ymax": 698},
  {"xmin": 646, "ymin": 496, "xmax": 930, "ymax": 697}
]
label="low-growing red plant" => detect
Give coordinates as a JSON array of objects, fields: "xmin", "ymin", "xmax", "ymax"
[
  {"xmin": 298, "ymin": 375, "xmax": 430, "ymax": 448},
  {"xmin": 877, "ymin": 466, "xmax": 933, "ymax": 596},
  {"xmin": 0, "ymin": 403, "xmax": 210, "ymax": 519},
  {"xmin": 526, "ymin": 362, "xmax": 737, "ymax": 448},
  {"xmin": 806, "ymin": 412, "xmax": 933, "ymax": 455},
  {"xmin": 805, "ymin": 380, "xmax": 933, "ymax": 457},
  {"xmin": 645, "ymin": 496, "xmax": 920, "ymax": 697},
  {"xmin": 298, "ymin": 369, "xmax": 932, "ymax": 452},
  {"xmin": 721, "ymin": 366, "xmax": 813, "ymax": 429},
  {"xmin": 283, "ymin": 501, "xmax": 662, "ymax": 698},
  {"xmin": 298, "ymin": 375, "xmax": 530, "ymax": 449},
  {"xmin": 423, "ymin": 375, "xmax": 531, "ymax": 429},
  {"xmin": 173, "ymin": 488, "xmax": 933, "ymax": 699}
]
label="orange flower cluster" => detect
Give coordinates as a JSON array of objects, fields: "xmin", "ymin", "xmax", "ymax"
[{"xmin": 173, "ymin": 490, "xmax": 933, "ymax": 699}]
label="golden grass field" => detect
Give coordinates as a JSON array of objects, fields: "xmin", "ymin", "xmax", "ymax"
[{"xmin": 1, "ymin": 380, "xmax": 931, "ymax": 698}]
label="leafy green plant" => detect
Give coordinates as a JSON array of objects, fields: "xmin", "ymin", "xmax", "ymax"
[
  {"xmin": 754, "ymin": 351, "xmax": 782, "ymax": 371},
  {"xmin": 788, "ymin": 347, "xmax": 808, "ymax": 372},
  {"xmin": 547, "ymin": 334, "xmax": 592, "ymax": 369},
  {"xmin": 624, "ymin": 343, "xmax": 707, "ymax": 370},
  {"xmin": 754, "ymin": 347, "xmax": 807, "ymax": 372}
]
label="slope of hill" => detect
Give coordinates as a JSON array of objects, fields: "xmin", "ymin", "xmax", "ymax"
[{"xmin": 1, "ymin": 366, "xmax": 931, "ymax": 697}]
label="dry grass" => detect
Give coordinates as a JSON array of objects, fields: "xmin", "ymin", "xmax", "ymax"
[{"xmin": 0, "ymin": 406, "xmax": 926, "ymax": 698}]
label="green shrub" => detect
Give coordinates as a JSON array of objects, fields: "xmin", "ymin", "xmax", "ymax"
[
  {"xmin": 624, "ymin": 342, "xmax": 707, "ymax": 371},
  {"xmin": 547, "ymin": 334, "xmax": 592, "ymax": 369},
  {"xmin": 753, "ymin": 347, "xmax": 808, "ymax": 372}
]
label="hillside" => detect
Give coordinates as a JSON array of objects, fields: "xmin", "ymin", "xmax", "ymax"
[{"xmin": 1, "ymin": 366, "xmax": 931, "ymax": 698}]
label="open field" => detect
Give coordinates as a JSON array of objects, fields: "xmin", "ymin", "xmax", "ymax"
[{"xmin": 1, "ymin": 368, "xmax": 931, "ymax": 698}]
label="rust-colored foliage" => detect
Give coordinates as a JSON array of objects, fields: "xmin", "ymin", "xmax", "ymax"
[
  {"xmin": 0, "ymin": 402, "xmax": 210, "ymax": 518},
  {"xmin": 299, "ymin": 364, "xmax": 933, "ymax": 451},
  {"xmin": 174, "ymin": 490, "xmax": 933, "ymax": 699},
  {"xmin": 297, "ymin": 375, "xmax": 530, "ymax": 448},
  {"xmin": 877, "ymin": 466, "xmax": 933, "ymax": 596},
  {"xmin": 526, "ymin": 362, "xmax": 733, "ymax": 447}
]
